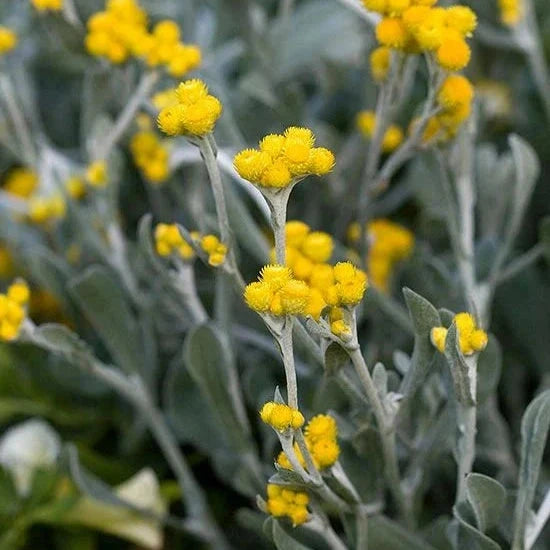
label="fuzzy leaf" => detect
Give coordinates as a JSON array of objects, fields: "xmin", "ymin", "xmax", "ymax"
[
  {"xmin": 512, "ymin": 390, "xmax": 550, "ymax": 550},
  {"xmin": 444, "ymin": 323, "xmax": 475, "ymax": 406},
  {"xmin": 466, "ymin": 474, "xmax": 506, "ymax": 533},
  {"xmin": 272, "ymin": 519, "xmax": 314, "ymax": 550},
  {"xmin": 368, "ymin": 515, "xmax": 439, "ymax": 550}
]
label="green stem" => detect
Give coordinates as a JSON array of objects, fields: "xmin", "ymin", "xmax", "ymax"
[
  {"xmin": 277, "ymin": 318, "xmax": 299, "ymax": 409},
  {"xmin": 346, "ymin": 343, "xmax": 413, "ymax": 527}
]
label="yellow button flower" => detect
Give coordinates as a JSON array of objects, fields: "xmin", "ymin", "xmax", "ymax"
[
  {"xmin": 3, "ymin": 168, "xmax": 38, "ymax": 199},
  {"xmin": 0, "ymin": 27, "xmax": 17, "ymax": 55},
  {"xmin": 430, "ymin": 312, "xmax": 488, "ymax": 356},
  {"xmin": 260, "ymin": 402, "xmax": 304, "ymax": 432},
  {"xmin": 265, "ymin": 484, "xmax": 309, "ymax": 526}
]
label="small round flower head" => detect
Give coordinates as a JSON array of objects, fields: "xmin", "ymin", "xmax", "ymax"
[
  {"xmin": 85, "ymin": 161, "xmax": 108, "ymax": 188},
  {"xmin": 244, "ymin": 282, "xmax": 273, "ymax": 312},
  {"xmin": 431, "ymin": 313, "xmax": 488, "ymax": 356},
  {"xmin": 430, "ymin": 326, "xmax": 447, "ymax": 353},
  {"xmin": 259, "ymin": 134, "xmax": 286, "ymax": 158},
  {"xmin": 285, "ymin": 221, "xmax": 310, "ymax": 248},
  {"xmin": 445, "ymin": 6, "xmax": 477, "ymax": 37},
  {"xmin": 233, "ymin": 149, "xmax": 272, "ymax": 182},
  {"xmin": 437, "ymin": 75, "xmax": 474, "ymax": 111},
  {"xmin": 309, "ymin": 263, "xmax": 335, "ymax": 290},
  {"xmin": 386, "ymin": 0, "xmax": 410, "ymax": 16},
  {"xmin": 305, "ymin": 288, "xmax": 327, "ymax": 320},
  {"xmin": 499, "ymin": 0, "xmax": 522, "ymax": 26},
  {"xmin": 308, "ymin": 148, "xmax": 335, "ymax": 175},
  {"xmin": 7, "ymin": 280, "xmax": 30, "ymax": 306},
  {"xmin": 333, "ymin": 262, "xmax": 368, "ymax": 306},
  {"xmin": 310, "ymin": 438, "xmax": 340, "ymax": 469},
  {"xmin": 31, "ymin": 0, "xmax": 64, "ymax": 11},
  {"xmin": 0, "ymin": 26, "xmax": 18, "ymax": 55},
  {"xmin": 411, "ymin": 7, "xmax": 446, "ymax": 51},
  {"xmin": 301, "ymin": 232, "xmax": 333, "ymax": 263},
  {"xmin": 200, "ymin": 235, "xmax": 226, "ymax": 266},
  {"xmin": 260, "ymin": 159, "xmax": 292, "ymax": 188},
  {"xmin": 362, "ymin": 0, "xmax": 387, "ymax": 13},
  {"xmin": 382, "ymin": 125, "xmax": 404, "ymax": 153},
  {"xmin": 278, "ymin": 280, "xmax": 310, "ymax": 315},
  {"xmin": 306, "ymin": 414, "xmax": 338, "ymax": 443},
  {"xmin": 357, "ymin": 110, "xmax": 376, "ymax": 138},
  {"xmin": 3, "ymin": 168, "xmax": 38, "ymax": 198},
  {"xmin": 65, "ymin": 176, "xmax": 87, "ymax": 200},
  {"xmin": 260, "ymin": 265, "xmax": 293, "ymax": 291},
  {"xmin": 331, "ymin": 319, "xmax": 352, "ymax": 340},
  {"xmin": 376, "ymin": 17, "xmax": 410, "ymax": 50},
  {"xmin": 370, "ymin": 46, "xmax": 392, "ymax": 82},
  {"xmin": 436, "ymin": 37, "xmax": 471, "ymax": 71}
]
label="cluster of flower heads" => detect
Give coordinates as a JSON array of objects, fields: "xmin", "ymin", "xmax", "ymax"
[
  {"xmin": 233, "ymin": 128, "xmax": 335, "ymax": 189},
  {"xmin": 31, "ymin": 0, "xmax": 63, "ymax": 11},
  {"xmin": 157, "ymin": 79, "xmax": 222, "ymax": 137},
  {"xmin": 277, "ymin": 414, "xmax": 340, "ymax": 471},
  {"xmin": 154, "ymin": 223, "xmax": 227, "ymax": 267},
  {"xmin": 431, "ymin": 313, "xmax": 488, "ymax": 356},
  {"xmin": 366, "ymin": 1, "xmax": 477, "ymax": 72},
  {"xmin": 85, "ymin": 0, "xmax": 200, "ymax": 76},
  {"xmin": 356, "ymin": 110, "xmax": 404, "ymax": 153},
  {"xmin": 3, "ymin": 168, "xmax": 37, "ymax": 199},
  {"xmin": 85, "ymin": 161, "xmax": 108, "ymax": 188},
  {"xmin": 348, "ymin": 219, "xmax": 414, "ymax": 292},
  {"xmin": 266, "ymin": 485, "xmax": 309, "ymax": 527},
  {"xmin": 260, "ymin": 402, "xmax": 305, "ymax": 432},
  {"xmin": 0, "ymin": 26, "xmax": 17, "ymax": 56},
  {"xmin": 27, "ymin": 195, "xmax": 66, "ymax": 225},
  {"xmin": 130, "ymin": 131, "xmax": 170, "ymax": 183},
  {"xmin": 499, "ymin": 0, "xmax": 522, "ymax": 26},
  {"xmin": 0, "ymin": 280, "xmax": 29, "ymax": 341}
]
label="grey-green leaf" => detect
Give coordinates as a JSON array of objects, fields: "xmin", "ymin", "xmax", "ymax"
[
  {"xmin": 368, "ymin": 515, "xmax": 439, "ymax": 550},
  {"xmin": 512, "ymin": 390, "xmax": 550, "ymax": 550},
  {"xmin": 466, "ymin": 473, "xmax": 506, "ymax": 533},
  {"xmin": 272, "ymin": 519, "xmax": 314, "ymax": 550},
  {"xmin": 444, "ymin": 322, "xmax": 475, "ymax": 406}
]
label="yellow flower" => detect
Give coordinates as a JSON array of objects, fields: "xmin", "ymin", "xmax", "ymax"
[
  {"xmin": 310, "ymin": 438, "xmax": 340, "ymax": 469},
  {"xmin": 0, "ymin": 282, "xmax": 28, "ymax": 342},
  {"xmin": 376, "ymin": 17, "xmax": 410, "ymax": 50},
  {"xmin": 445, "ymin": 6, "xmax": 477, "ymax": 37},
  {"xmin": 260, "ymin": 402, "xmax": 304, "ymax": 431},
  {"xmin": 31, "ymin": 0, "xmax": 64, "ymax": 11},
  {"xmin": 130, "ymin": 131, "xmax": 170, "ymax": 184},
  {"xmin": 154, "ymin": 223, "xmax": 195, "ymax": 260},
  {"xmin": 301, "ymin": 232, "xmax": 333, "ymax": 264},
  {"xmin": 370, "ymin": 46, "xmax": 392, "ymax": 82},
  {"xmin": 260, "ymin": 265, "xmax": 293, "ymax": 291},
  {"xmin": 437, "ymin": 75, "xmax": 474, "ymax": 111},
  {"xmin": 157, "ymin": 79, "xmax": 222, "ymax": 137},
  {"xmin": 357, "ymin": 110, "xmax": 376, "ymax": 137},
  {"xmin": 86, "ymin": 161, "xmax": 108, "ymax": 188},
  {"xmin": 3, "ymin": 168, "xmax": 38, "ymax": 199},
  {"xmin": 65, "ymin": 176, "xmax": 87, "ymax": 200},
  {"xmin": 266, "ymin": 484, "xmax": 309, "ymax": 526},
  {"xmin": 409, "ymin": 7, "xmax": 445, "ymax": 51},
  {"xmin": 233, "ymin": 127, "xmax": 334, "ymax": 188},
  {"xmin": 278, "ymin": 280, "xmax": 310, "ymax": 315},
  {"xmin": 305, "ymin": 414, "xmax": 338, "ymax": 443},
  {"xmin": 333, "ymin": 262, "xmax": 368, "ymax": 306},
  {"xmin": 382, "ymin": 125, "xmax": 404, "ymax": 152},
  {"xmin": 0, "ymin": 27, "xmax": 17, "ymax": 55},
  {"xmin": 200, "ymin": 234, "xmax": 226, "ymax": 266},
  {"xmin": 7, "ymin": 280, "xmax": 30, "ymax": 306},
  {"xmin": 436, "ymin": 37, "xmax": 471, "ymax": 71},
  {"xmin": 285, "ymin": 221, "xmax": 310, "ymax": 248},
  {"xmin": 152, "ymin": 88, "xmax": 179, "ymax": 111},
  {"xmin": 430, "ymin": 313, "xmax": 488, "ymax": 356},
  {"xmin": 28, "ymin": 195, "xmax": 66, "ymax": 225},
  {"xmin": 499, "ymin": 0, "xmax": 523, "ymax": 26}
]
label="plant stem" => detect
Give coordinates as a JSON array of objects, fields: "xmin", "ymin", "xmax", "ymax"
[
  {"xmin": 199, "ymin": 135, "xmax": 245, "ymax": 289},
  {"xmin": 0, "ymin": 73, "xmax": 36, "ymax": 166},
  {"xmin": 525, "ymin": 488, "xmax": 550, "ymax": 550},
  {"xmin": 306, "ymin": 513, "xmax": 349, "ymax": 550},
  {"xmin": 497, "ymin": 243, "xmax": 545, "ymax": 284},
  {"xmin": 174, "ymin": 263, "xmax": 209, "ymax": 324},
  {"xmin": 277, "ymin": 318, "xmax": 299, "ymax": 408},
  {"xmin": 455, "ymin": 400, "xmax": 477, "ymax": 504},
  {"xmin": 345, "ymin": 342, "xmax": 413, "ymax": 527},
  {"xmin": 96, "ymin": 71, "xmax": 159, "ymax": 160},
  {"xmin": 268, "ymin": 187, "xmax": 292, "ymax": 265}
]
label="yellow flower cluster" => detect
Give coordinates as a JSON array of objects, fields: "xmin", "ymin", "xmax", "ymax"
[
  {"xmin": 499, "ymin": 0, "xmax": 522, "ymax": 26},
  {"xmin": 85, "ymin": 161, "xmax": 108, "ymax": 188},
  {"xmin": 260, "ymin": 402, "xmax": 305, "ymax": 432},
  {"xmin": 233, "ymin": 127, "xmax": 335, "ymax": 189},
  {"xmin": 31, "ymin": 0, "xmax": 64, "ymax": 11},
  {"xmin": 0, "ymin": 280, "xmax": 29, "ymax": 341},
  {"xmin": 154, "ymin": 223, "xmax": 196, "ymax": 260},
  {"xmin": 130, "ymin": 131, "xmax": 170, "ymax": 184},
  {"xmin": 431, "ymin": 312, "xmax": 488, "ymax": 356},
  {"xmin": 349, "ymin": 219, "xmax": 414, "ymax": 292},
  {"xmin": 200, "ymin": 235, "xmax": 227, "ymax": 267},
  {"xmin": 85, "ymin": 0, "xmax": 200, "ymax": 75},
  {"xmin": 277, "ymin": 414, "xmax": 340, "ymax": 471},
  {"xmin": 0, "ymin": 26, "xmax": 17, "ymax": 55},
  {"xmin": 266, "ymin": 485, "xmax": 309, "ymax": 527},
  {"xmin": 368, "ymin": 1, "xmax": 477, "ymax": 72},
  {"xmin": 157, "ymin": 80, "xmax": 222, "ymax": 137},
  {"xmin": 152, "ymin": 87, "xmax": 179, "ymax": 111},
  {"xmin": 28, "ymin": 195, "xmax": 66, "ymax": 225},
  {"xmin": 65, "ymin": 176, "xmax": 87, "ymax": 200},
  {"xmin": 370, "ymin": 46, "xmax": 391, "ymax": 82},
  {"xmin": 419, "ymin": 74, "xmax": 475, "ymax": 142},
  {"xmin": 3, "ymin": 168, "xmax": 38, "ymax": 199},
  {"xmin": 244, "ymin": 265, "xmax": 310, "ymax": 317},
  {"xmin": 356, "ymin": 110, "xmax": 404, "ymax": 153}
]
